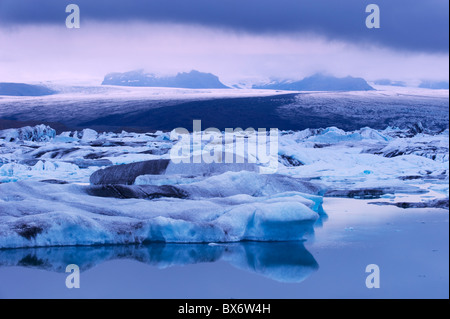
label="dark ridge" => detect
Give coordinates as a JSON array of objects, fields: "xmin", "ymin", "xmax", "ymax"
[
  {"xmin": 86, "ymin": 184, "xmax": 188, "ymax": 200},
  {"xmin": 90, "ymin": 159, "xmax": 171, "ymax": 185},
  {"xmin": 40, "ymin": 179, "xmax": 69, "ymax": 184}
]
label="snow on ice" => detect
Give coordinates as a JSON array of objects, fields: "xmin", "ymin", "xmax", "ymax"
[{"xmin": 0, "ymin": 124, "xmax": 448, "ymax": 248}]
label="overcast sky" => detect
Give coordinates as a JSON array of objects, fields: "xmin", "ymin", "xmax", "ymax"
[{"xmin": 0, "ymin": 0, "xmax": 448, "ymax": 85}]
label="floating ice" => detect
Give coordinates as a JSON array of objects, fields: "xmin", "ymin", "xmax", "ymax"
[
  {"xmin": 0, "ymin": 123, "xmax": 447, "ymax": 249},
  {"xmin": 307, "ymin": 127, "xmax": 363, "ymax": 144},
  {"xmin": 0, "ymin": 125, "xmax": 56, "ymax": 142},
  {"xmin": 0, "ymin": 180, "xmax": 321, "ymax": 248}
]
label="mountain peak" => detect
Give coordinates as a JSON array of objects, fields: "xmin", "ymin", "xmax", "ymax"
[
  {"xmin": 102, "ymin": 70, "xmax": 229, "ymax": 89},
  {"xmin": 253, "ymin": 73, "xmax": 374, "ymax": 91}
]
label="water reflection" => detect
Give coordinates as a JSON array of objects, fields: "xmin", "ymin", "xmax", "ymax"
[{"xmin": 0, "ymin": 241, "xmax": 318, "ymax": 283}]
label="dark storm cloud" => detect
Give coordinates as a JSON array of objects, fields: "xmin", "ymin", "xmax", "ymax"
[{"xmin": 0, "ymin": 0, "xmax": 448, "ymax": 53}]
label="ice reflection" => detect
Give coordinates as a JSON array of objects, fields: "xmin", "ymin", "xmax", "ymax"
[{"xmin": 0, "ymin": 241, "xmax": 318, "ymax": 283}]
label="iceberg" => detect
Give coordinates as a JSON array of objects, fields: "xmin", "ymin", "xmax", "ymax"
[
  {"xmin": 0, "ymin": 123, "xmax": 447, "ymax": 249},
  {"xmin": 375, "ymin": 133, "xmax": 449, "ymax": 162},
  {"xmin": 0, "ymin": 180, "xmax": 320, "ymax": 248},
  {"xmin": 0, "ymin": 160, "xmax": 91, "ymax": 184},
  {"xmin": 0, "ymin": 125, "xmax": 56, "ymax": 142},
  {"xmin": 306, "ymin": 127, "xmax": 363, "ymax": 144}
]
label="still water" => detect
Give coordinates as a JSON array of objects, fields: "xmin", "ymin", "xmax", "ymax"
[{"xmin": 0, "ymin": 198, "xmax": 448, "ymax": 299}]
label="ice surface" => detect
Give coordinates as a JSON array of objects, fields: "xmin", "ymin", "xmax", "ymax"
[
  {"xmin": 0, "ymin": 86, "xmax": 447, "ymax": 132},
  {"xmin": 376, "ymin": 131, "xmax": 449, "ymax": 162},
  {"xmin": 0, "ymin": 160, "xmax": 83, "ymax": 183},
  {"xmin": 0, "ymin": 125, "xmax": 56, "ymax": 142},
  {"xmin": 277, "ymin": 127, "xmax": 449, "ymax": 198},
  {"xmin": 0, "ymin": 123, "xmax": 448, "ymax": 248},
  {"xmin": 0, "ymin": 181, "xmax": 319, "ymax": 248},
  {"xmin": 90, "ymin": 159, "xmax": 171, "ymax": 185}
]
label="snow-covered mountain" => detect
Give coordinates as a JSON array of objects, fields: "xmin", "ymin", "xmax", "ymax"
[
  {"xmin": 0, "ymin": 83, "xmax": 56, "ymax": 96},
  {"xmin": 102, "ymin": 70, "xmax": 229, "ymax": 89},
  {"xmin": 253, "ymin": 73, "xmax": 374, "ymax": 91}
]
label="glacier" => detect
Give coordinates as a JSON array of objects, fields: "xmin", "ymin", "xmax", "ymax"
[{"xmin": 0, "ymin": 86, "xmax": 447, "ymax": 133}]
